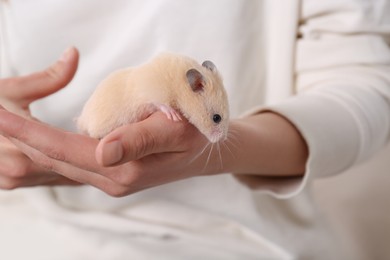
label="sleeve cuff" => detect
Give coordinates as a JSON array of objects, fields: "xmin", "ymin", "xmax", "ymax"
[{"xmin": 234, "ymin": 86, "xmax": 378, "ymax": 199}]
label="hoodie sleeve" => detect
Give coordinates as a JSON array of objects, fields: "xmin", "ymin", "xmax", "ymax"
[{"xmin": 235, "ymin": 0, "xmax": 390, "ymax": 198}]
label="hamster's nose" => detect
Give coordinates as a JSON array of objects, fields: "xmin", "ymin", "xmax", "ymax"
[{"xmin": 209, "ymin": 128, "xmax": 225, "ymax": 143}]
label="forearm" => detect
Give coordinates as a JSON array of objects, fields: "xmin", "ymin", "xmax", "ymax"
[{"xmin": 204, "ymin": 112, "xmax": 308, "ymax": 177}]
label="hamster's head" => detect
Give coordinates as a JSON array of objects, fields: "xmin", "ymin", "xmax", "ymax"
[{"xmin": 183, "ymin": 60, "xmax": 229, "ymax": 143}]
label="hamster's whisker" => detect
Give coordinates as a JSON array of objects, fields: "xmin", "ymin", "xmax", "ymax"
[
  {"xmin": 222, "ymin": 140, "xmax": 235, "ymax": 159},
  {"xmin": 203, "ymin": 143, "xmax": 214, "ymax": 173},
  {"xmin": 188, "ymin": 142, "xmax": 211, "ymax": 166},
  {"xmin": 226, "ymin": 134, "xmax": 239, "ymax": 151},
  {"xmin": 199, "ymin": 142, "xmax": 212, "ymax": 156},
  {"xmin": 228, "ymin": 128, "xmax": 239, "ymax": 138},
  {"xmin": 217, "ymin": 142, "xmax": 223, "ymax": 170}
]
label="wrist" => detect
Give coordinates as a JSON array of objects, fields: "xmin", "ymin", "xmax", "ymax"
[{"xmin": 203, "ymin": 112, "xmax": 308, "ymax": 177}]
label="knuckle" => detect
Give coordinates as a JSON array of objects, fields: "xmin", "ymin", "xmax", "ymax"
[
  {"xmin": 44, "ymin": 65, "xmax": 66, "ymax": 84},
  {"xmin": 105, "ymin": 186, "xmax": 128, "ymax": 198},
  {"xmin": 112, "ymin": 170, "xmax": 139, "ymax": 187},
  {"xmin": 132, "ymin": 135, "xmax": 147, "ymax": 159},
  {"xmin": 23, "ymin": 148, "xmax": 57, "ymax": 172},
  {"xmin": 108, "ymin": 165, "xmax": 142, "ymax": 193},
  {"xmin": 134, "ymin": 128, "xmax": 156, "ymax": 158},
  {"xmin": 35, "ymin": 157, "xmax": 56, "ymax": 172},
  {"xmin": 14, "ymin": 119, "xmax": 30, "ymax": 142},
  {"xmin": 44, "ymin": 65, "xmax": 60, "ymax": 79},
  {"xmin": 7, "ymin": 164, "xmax": 29, "ymax": 178},
  {"xmin": 1, "ymin": 178, "xmax": 21, "ymax": 190},
  {"xmin": 41, "ymin": 147, "xmax": 66, "ymax": 162},
  {"xmin": 0, "ymin": 171, "xmax": 25, "ymax": 190}
]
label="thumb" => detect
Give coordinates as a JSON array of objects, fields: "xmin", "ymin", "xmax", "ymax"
[
  {"xmin": 1, "ymin": 47, "xmax": 79, "ymax": 105},
  {"xmin": 95, "ymin": 112, "xmax": 187, "ymax": 167}
]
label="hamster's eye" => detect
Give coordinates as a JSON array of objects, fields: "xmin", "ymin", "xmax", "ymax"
[{"xmin": 213, "ymin": 114, "xmax": 222, "ymax": 124}]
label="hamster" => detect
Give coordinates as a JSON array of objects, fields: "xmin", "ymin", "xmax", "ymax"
[{"xmin": 77, "ymin": 53, "xmax": 229, "ymax": 143}]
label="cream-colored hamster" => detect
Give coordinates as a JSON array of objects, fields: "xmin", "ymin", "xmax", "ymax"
[{"xmin": 77, "ymin": 53, "xmax": 229, "ymax": 143}]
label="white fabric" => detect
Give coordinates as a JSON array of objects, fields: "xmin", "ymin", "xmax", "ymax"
[{"xmin": 0, "ymin": 0, "xmax": 389, "ymax": 259}]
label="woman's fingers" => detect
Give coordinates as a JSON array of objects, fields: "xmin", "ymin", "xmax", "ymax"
[
  {"xmin": 9, "ymin": 137, "xmax": 130, "ymax": 196},
  {"xmin": 96, "ymin": 112, "xmax": 197, "ymax": 167},
  {"xmin": 0, "ymin": 107, "xmax": 102, "ymax": 171},
  {"xmin": 0, "ymin": 135, "xmax": 80, "ymax": 189},
  {"xmin": 0, "ymin": 107, "xmax": 211, "ymax": 196},
  {"xmin": 0, "ymin": 108, "xmax": 142, "ymax": 195},
  {"xmin": 0, "ymin": 47, "xmax": 79, "ymax": 109}
]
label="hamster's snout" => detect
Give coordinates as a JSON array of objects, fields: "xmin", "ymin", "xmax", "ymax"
[{"xmin": 208, "ymin": 127, "xmax": 227, "ymax": 143}]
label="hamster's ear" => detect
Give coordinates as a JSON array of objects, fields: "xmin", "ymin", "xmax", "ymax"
[
  {"xmin": 186, "ymin": 69, "xmax": 204, "ymax": 92},
  {"xmin": 202, "ymin": 60, "xmax": 217, "ymax": 72}
]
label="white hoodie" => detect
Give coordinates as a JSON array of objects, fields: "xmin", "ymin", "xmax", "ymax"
[{"xmin": 0, "ymin": 0, "xmax": 389, "ymax": 259}]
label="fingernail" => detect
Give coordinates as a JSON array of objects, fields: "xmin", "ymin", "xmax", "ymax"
[
  {"xmin": 59, "ymin": 47, "xmax": 74, "ymax": 62},
  {"xmin": 102, "ymin": 140, "xmax": 123, "ymax": 166}
]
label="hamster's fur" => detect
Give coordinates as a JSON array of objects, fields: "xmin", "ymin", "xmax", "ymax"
[{"xmin": 77, "ymin": 53, "xmax": 229, "ymax": 143}]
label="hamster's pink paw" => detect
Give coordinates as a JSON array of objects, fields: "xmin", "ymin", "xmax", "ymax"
[{"xmin": 157, "ymin": 104, "xmax": 182, "ymax": 121}]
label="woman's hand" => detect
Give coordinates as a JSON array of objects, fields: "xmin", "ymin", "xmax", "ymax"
[
  {"xmin": 0, "ymin": 47, "xmax": 78, "ymax": 118},
  {"xmin": 0, "ymin": 46, "xmax": 307, "ymax": 193},
  {"xmin": 0, "ymin": 100, "xmax": 307, "ymax": 196},
  {"xmin": 0, "ymin": 109, "xmax": 216, "ymax": 196},
  {"xmin": 0, "ymin": 47, "xmax": 81, "ymax": 189}
]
